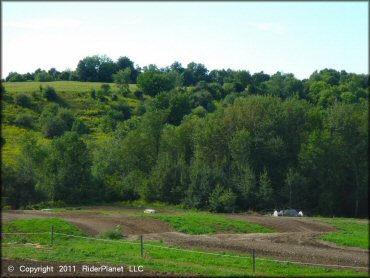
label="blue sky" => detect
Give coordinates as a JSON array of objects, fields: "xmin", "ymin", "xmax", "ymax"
[{"xmin": 2, "ymin": 2, "xmax": 368, "ymax": 79}]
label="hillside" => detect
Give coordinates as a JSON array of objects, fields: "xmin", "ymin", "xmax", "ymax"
[
  {"xmin": 2, "ymin": 81, "xmax": 140, "ymax": 165},
  {"xmin": 1, "ymin": 68, "xmax": 369, "ymax": 218}
]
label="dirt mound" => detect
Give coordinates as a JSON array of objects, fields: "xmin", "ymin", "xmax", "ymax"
[
  {"xmin": 226, "ymin": 214, "xmax": 335, "ymax": 232},
  {"xmin": 65, "ymin": 216, "xmax": 172, "ymax": 236},
  {"xmin": 2, "ymin": 210, "xmax": 172, "ymax": 236}
]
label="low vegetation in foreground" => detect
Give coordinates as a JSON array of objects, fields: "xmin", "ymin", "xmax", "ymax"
[{"xmin": 2, "ymin": 218, "xmax": 365, "ymax": 277}]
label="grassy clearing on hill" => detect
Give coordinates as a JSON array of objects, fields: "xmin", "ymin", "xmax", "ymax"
[
  {"xmin": 315, "ymin": 218, "xmax": 369, "ymax": 249},
  {"xmin": 2, "ymin": 218, "xmax": 364, "ymax": 276},
  {"xmin": 3, "ymin": 81, "xmax": 137, "ymax": 94}
]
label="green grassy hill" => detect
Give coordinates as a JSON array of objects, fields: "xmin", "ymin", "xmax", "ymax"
[{"xmin": 2, "ymin": 81, "xmax": 140, "ymax": 165}]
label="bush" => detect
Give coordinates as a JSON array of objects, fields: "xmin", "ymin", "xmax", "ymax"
[
  {"xmin": 31, "ymin": 91, "xmax": 42, "ymax": 101},
  {"xmin": 90, "ymin": 89, "xmax": 96, "ymax": 99},
  {"xmin": 41, "ymin": 116, "xmax": 67, "ymax": 138},
  {"xmin": 96, "ymin": 225, "xmax": 123, "ymax": 240},
  {"xmin": 44, "ymin": 86, "xmax": 57, "ymax": 101},
  {"xmin": 111, "ymin": 101, "xmax": 131, "ymax": 120},
  {"xmin": 15, "ymin": 93, "xmax": 32, "ymax": 107},
  {"xmin": 134, "ymin": 89, "xmax": 143, "ymax": 99},
  {"xmin": 133, "ymin": 103, "xmax": 146, "ymax": 116},
  {"xmin": 101, "ymin": 84, "xmax": 111, "ymax": 93},
  {"xmin": 99, "ymin": 114, "xmax": 116, "ymax": 133},
  {"xmin": 15, "ymin": 114, "xmax": 34, "ymax": 128},
  {"xmin": 71, "ymin": 119, "xmax": 90, "ymax": 135},
  {"xmin": 97, "ymin": 91, "xmax": 108, "ymax": 102},
  {"xmin": 192, "ymin": 106, "xmax": 207, "ymax": 118},
  {"xmin": 57, "ymin": 108, "xmax": 75, "ymax": 130}
]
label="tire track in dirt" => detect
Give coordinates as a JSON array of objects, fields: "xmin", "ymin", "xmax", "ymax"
[
  {"xmin": 2, "ymin": 210, "xmax": 173, "ymax": 236},
  {"xmin": 2, "ymin": 209, "xmax": 368, "ymax": 271}
]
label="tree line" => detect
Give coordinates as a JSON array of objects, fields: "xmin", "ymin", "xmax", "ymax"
[{"xmin": 1, "ymin": 58, "xmax": 369, "ymax": 217}]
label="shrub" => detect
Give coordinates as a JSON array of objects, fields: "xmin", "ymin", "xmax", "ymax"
[
  {"xmin": 15, "ymin": 114, "xmax": 34, "ymax": 128},
  {"xmin": 111, "ymin": 101, "xmax": 131, "ymax": 120},
  {"xmin": 41, "ymin": 116, "xmax": 67, "ymax": 138},
  {"xmin": 42, "ymin": 103, "xmax": 60, "ymax": 115},
  {"xmin": 192, "ymin": 106, "xmax": 207, "ymax": 118},
  {"xmin": 44, "ymin": 86, "xmax": 57, "ymax": 101},
  {"xmin": 96, "ymin": 225, "xmax": 123, "ymax": 240},
  {"xmin": 99, "ymin": 114, "xmax": 116, "ymax": 133},
  {"xmin": 71, "ymin": 119, "xmax": 90, "ymax": 135},
  {"xmin": 97, "ymin": 91, "xmax": 108, "ymax": 102},
  {"xmin": 134, "ymin": 89, "xmax": 143, "ymax": 99},
  {"xmin": 133, "ymin": 103, "xmax": 146, "ymax": 116},
  {"xmin": 90, "ymin": 89, "xmax": 96, "ymax": 99},
  {"xmin": 31, "ymin": 91, "xmax": 42, "ymax": 101},
  {"xmin": 15, "ymin": 93, "xmax": 32, "ymax": 107},
  {"xmin": 57, "ymin": 108, "xmax": 75, "ymax": 130},
  {"xmin": 101, "ymin": 84, "xmax": 111, "ymax": 93}
]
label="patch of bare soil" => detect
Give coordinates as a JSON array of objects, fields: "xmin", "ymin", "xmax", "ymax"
[
  {"xmin": 225, "ymin": 214, "xmax": 336, "ymax": 233},
  {"xmin": 2, "ymin": 209, "xmax": 369, "ymax": 272},
  {"xmin": 2, "ymin": 210, "xmax": 172, "ymax": 236}
]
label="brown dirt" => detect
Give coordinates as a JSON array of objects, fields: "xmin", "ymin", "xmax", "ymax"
[
  {"xmin": 226, "ymin": 214, "xmax": 336, "ymax": 232},
  {"xmin": 2, "ymin": 210, "xmax": 173, "ymax": 236},
  {"xmin": 2, "ymin": 209, "xmax": 369, "ymax": 272}
]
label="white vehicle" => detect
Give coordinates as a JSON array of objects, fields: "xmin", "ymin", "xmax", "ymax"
[
  {"xmin": 275, "ymin": 209, "xmax": 303, "ymax": 217},
  {"xmin": 144, "ymin": 209, "xmax": 156, "ymax": 214}
]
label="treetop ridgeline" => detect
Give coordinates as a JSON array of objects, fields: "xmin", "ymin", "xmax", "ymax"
[{"xmin": 1, "ymin": 54, "xmax": 369, "ymax": 217}]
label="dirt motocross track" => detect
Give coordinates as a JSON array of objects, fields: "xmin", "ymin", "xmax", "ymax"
[{"xmin": 2, "ymin": 208, "xmax": 369, "ymax": 271}]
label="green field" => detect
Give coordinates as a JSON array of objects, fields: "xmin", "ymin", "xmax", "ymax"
[
  {"xmin": 315, "ymin": 218, "xmax": 369, "ymax": 249},
  {"xmin": 152, "ymin": 211, "xmax": 272, "ymax": 234},
  {"xmin": 2, "ymin": 218, "xmax": 365, "ymax": 277},
  {"xmin": 3, "ymin": 81, "xmax": 137, "ymax": 94}
]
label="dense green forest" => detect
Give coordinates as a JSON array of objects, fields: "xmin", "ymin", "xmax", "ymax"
[{"xmin": 1, "ymin": 55, "xmax": 369, "ymax": 217}]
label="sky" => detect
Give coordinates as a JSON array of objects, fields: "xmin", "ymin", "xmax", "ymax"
[{"xmin": 2, "ymin": 2, "xmax": 368, "ymax": 80}]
